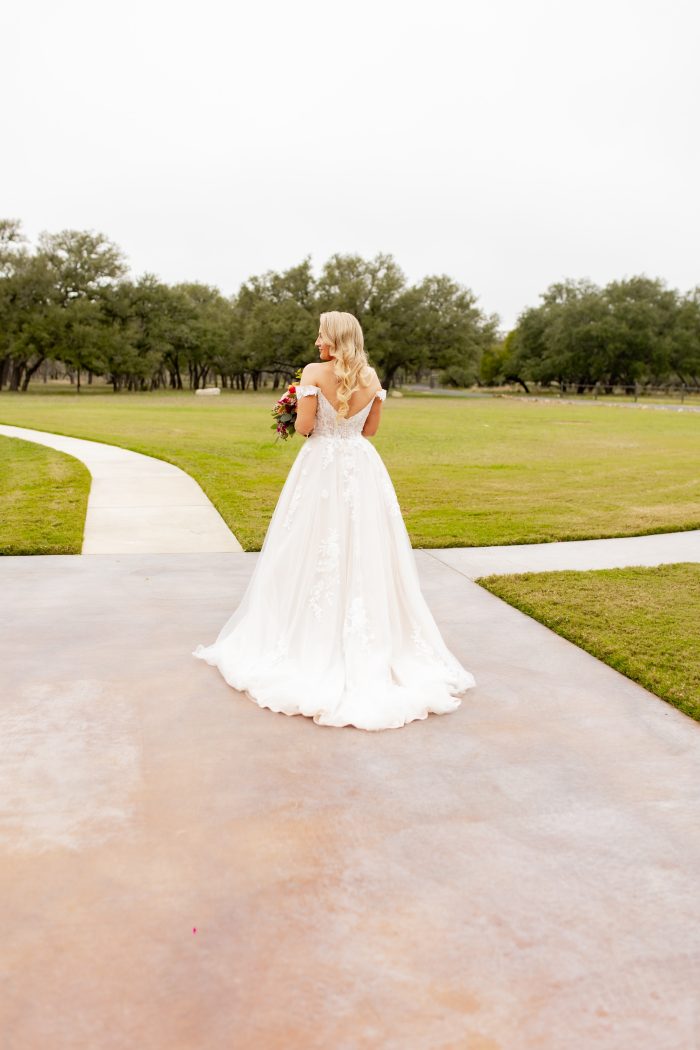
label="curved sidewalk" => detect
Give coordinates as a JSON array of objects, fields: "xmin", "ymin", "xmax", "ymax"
[
  {"xmin": 426, "ymin": 528, "xmax": 700, "ymax": 579},
  {"xmin": 0, "ymin": 424, "xmax": 242, "ymax": 554}
]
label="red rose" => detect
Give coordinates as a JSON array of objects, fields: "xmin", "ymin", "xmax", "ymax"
[{"xmin": 288, "ymin": 385, "xmax": 296, "ymax": 393}]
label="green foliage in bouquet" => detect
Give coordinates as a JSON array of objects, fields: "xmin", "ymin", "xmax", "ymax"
[{"xmin": 271, "ymin": 368, "xmax": 303, "ymax": 441}]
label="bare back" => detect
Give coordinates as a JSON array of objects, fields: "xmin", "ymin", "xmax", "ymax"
[{"xmin": 310, "ymin": 364, "xmax": 382, "ymax": 418}]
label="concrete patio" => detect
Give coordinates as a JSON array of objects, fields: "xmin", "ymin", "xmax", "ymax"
[{"xmin": 2, "ymin": 549, "xmax": 699, "ymax": 1049}]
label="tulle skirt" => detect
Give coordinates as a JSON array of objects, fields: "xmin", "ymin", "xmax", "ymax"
[{"xmin": 193, "ymin": 433, "xmax": 475, "ymax": 730}]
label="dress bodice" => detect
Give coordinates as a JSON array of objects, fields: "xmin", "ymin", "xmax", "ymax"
[{"xmin": 296, "ymin": 385, "xmax": 386, "ymax": 440}]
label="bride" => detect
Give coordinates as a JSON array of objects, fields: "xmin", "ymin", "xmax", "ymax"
[{"xmin": 192, "ymin": 310, "xmax": 476, "ymax": 730}]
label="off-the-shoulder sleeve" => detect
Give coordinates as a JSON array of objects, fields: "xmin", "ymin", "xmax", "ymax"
[
  {"xmin": 375, "ymin": 388, "xmax": 387, "ymax": 401},
  {"xmin": 296, "ymin": 385, "xmax": 320, "ymax": 397}
]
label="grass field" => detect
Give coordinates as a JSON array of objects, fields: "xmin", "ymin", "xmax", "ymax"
[
  {"xmin": 0, "ymin": 435, "xmax": 90, "ymax": 554},
  {"xmin": 476, "ymin": 563, "xmax": 700, "ymax": 722},
  {"xmin": 0, "ymin": 388, "xmax": 698, "ymax": 552}
]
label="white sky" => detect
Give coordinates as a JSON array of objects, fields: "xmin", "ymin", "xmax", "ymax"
[{"xmin": 3, "ymin": 0, "xmax": 699, "ymax": 330}]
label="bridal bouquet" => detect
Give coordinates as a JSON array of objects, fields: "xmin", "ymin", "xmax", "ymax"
[{"xmin": 271, "ymin": 368, "xmax": 303, "ymax": 441}]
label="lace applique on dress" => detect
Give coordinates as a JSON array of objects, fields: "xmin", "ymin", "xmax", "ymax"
[
  {"xmin": 411, "ymin": 623, "xmax": 435, "ymax": 657},
  {"xmin": 308, "ymin": 527, "xmax": 340, "ymax": 619},
  {"xmin": 343, "ymin": 595, "xmax": 374, "ymax": 650},
  {"xmin": 282, "ymin": 442, "xmax": 312, "ymax": 530},
  {"xmin": 321, "ymin": 437, "xmax": 337, "ymax": 468},
  {"xmin": 381, "ymin": 474, "xmax": 402, "ymax": 518},
  {"xmin": 341, "ymin": 447, "xmax": 361, "ymax": 521},
  {"xmin": 283, "ymin": 488, "xmax": 302, "ymax": 530},
  {"xmin": 267, "ymin": 637, "xmax": 290, "ymax": 666},
  {"xmin": 411, "ymin": 621, "xmax": 458, "ymax": 674},
  {"xmin": 283, "ymin": 466, "xmax": 307, "ymax": 530}
]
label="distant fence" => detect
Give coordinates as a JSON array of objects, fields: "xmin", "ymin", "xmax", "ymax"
[
  {"xmin": 482, "ymin": 382, "xmax": 700, "ymax": 403},
  {"xmin": 407, "ymin": 380, "xmax": 700, "ymax": 402},
  {"xmin": 533, "ymin": 383, "xmax": 698, "ymax": 403}
]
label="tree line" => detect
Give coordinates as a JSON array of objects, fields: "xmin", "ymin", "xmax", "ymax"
[
  {"xmin": 1, "ymin": 218, "xmax": 698, "ymax": 394},
  {"xmin": 0, "ymin": 219, "xmax": 497, "ymax": 393},
  {"xmin": 483, "ymin": 276, "xmax": 700, "ymax": 393}
]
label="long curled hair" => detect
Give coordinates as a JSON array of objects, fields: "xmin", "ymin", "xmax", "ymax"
[{"xmin": 319, "ymin": 311, "xmax": 374, "ymax": 419}]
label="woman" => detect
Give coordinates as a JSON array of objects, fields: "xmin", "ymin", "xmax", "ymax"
[{"xmin": 193, "ymin": 310, "xmax": 476, "ymax": 730}]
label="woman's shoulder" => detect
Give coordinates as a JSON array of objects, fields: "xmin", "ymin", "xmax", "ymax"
[
  {"xmin": 299, "ymin": 362, "xmax": 381, "ymax": 397},
  {"xmin": 365, "ymin": 367, "xmax": 383, "ymax": 396},
  {"xmin": 348, "ymin": 366, "xmax": 381, "ymax": 397},
  {"xmin": 299, "ymin": 362, "xmax": 326, "ymax": 384},
  {"xmin": 356, "ymin": 365, "xmax": 379, "ymax": 390},
  {"xmin": 298, "ymin": 364, "xmax": 324, "ymax": 390}
]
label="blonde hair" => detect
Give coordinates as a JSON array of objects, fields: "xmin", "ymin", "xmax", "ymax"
[{"xmin": 319, "ymin": 311, "xmax": 374, "ymax": 419}]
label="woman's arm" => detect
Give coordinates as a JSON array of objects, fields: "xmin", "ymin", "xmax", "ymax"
[
  {"xmin": 362, "ymin": 372, "xmax": 385, "ymax": 436},
  {"xmin": 295, "ymin": 365, "xmax": 320, "ymax": 436}
]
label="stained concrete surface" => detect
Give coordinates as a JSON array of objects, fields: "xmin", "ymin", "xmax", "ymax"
[{"xmin": 1, "ymin": 551, "xmax": 699, "ymax": 1049}]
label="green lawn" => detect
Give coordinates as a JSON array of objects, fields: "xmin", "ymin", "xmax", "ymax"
[
  {"xmin": 0, "ymin": 435, "xmax": 90, "ymax": 554},
  {"xmin": 0, "ymin": 389, "xmax": 698, "ymax": 551},
  {"xmin": 476, "ymin": 563, "xmax": 700, "ymax": 721}
]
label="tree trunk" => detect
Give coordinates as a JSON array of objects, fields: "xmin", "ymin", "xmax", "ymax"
[
  {"xmin": 382, "ymin": 363, "xmax": 400, "ymax": 389},
  {"xmin": 169, "ymin": 360, "xmax": 183, "ymax": 389},
  {"xmin": 503, "ymin": 373, "xmax": 529, "ymax": 393},
  {"xmin": 194, "ymin": 365, "xmax": 209, "ymax": 389},
  {"xmin": 21, "ymin": 356, "xmax": 46, "ymax": 391},
  {"xmin": 9, "ymin": 360, "xmax": 23, "ymax": 391}
]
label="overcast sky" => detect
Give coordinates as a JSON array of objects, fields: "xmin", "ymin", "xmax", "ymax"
[{"xmin": 3, "ymin": 0, "xmax": 698, "ymax": 330}]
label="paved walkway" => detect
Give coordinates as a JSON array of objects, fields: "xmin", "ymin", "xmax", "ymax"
[
  {"xmin": 427, "ymin": 529, "xmax": 700, "ymax": 579},
  {"xmin": 0, "ymin": 424, "xmax": 242, "ymax": 553},
  {"xmin": 1, "ymin": 550, "xmax": 699, "ymax": 1048}
]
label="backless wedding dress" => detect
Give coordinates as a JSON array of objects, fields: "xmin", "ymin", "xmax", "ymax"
[{"xmin": 192, "ymin": 384, "xmax": 476, "ymax": 730}]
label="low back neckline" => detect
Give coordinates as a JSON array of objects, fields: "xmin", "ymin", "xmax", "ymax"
[{"xmin": 316, "ymin": 387, "xmax": 381, "ymax": 420}]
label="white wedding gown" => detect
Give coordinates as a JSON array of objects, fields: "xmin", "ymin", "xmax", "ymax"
[{"xmin": 192, "ymin": 384, "xmax": 476, "ymax": 730}]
